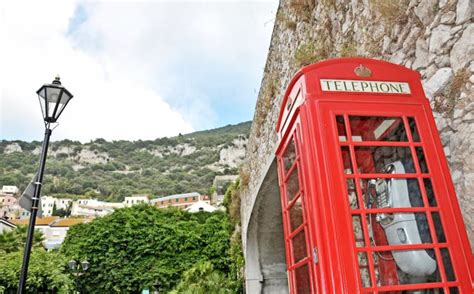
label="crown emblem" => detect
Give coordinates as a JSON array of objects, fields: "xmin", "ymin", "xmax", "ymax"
[{"xmin": 354, "ymin": 64, "xmax": 372, "ymax": 77}]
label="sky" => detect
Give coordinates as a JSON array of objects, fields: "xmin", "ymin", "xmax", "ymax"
[{"xmin": 0, "ymin": 0, "xmax": 278, "ymax": 142}]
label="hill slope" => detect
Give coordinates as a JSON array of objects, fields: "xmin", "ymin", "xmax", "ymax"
[{"xmin": 0, "ymin": 122, "xmax": 251, "ymax": 201}]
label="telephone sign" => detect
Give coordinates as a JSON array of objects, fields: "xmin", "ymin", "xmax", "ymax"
[{"xmin": 275, "ymin": 58, "xmax": 473, "ymax": 293}]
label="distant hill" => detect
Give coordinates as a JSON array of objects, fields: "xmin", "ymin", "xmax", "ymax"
[{"xmin": 0, "ymin": 121, "xmax": 251, "ymax": 202}]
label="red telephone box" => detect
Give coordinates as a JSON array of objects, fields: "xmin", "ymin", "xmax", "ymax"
[{"xmin": 275, "ymin": 58, "xmax": 473, "ymax": 293}]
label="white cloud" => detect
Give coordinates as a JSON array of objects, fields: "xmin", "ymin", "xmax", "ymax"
[{"xmin": 0, "ymin": 0, "xmax": 278, "ymax": 142}]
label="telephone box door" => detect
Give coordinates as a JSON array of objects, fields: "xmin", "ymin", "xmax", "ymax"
[{"xmin": 319, "ymin": 101, "xmax": 472, "ymax": 293}]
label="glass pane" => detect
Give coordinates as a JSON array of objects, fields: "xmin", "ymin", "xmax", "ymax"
[
  {"xmin": 289, "ymin": 196, "xmax": 304, "ymax": 232},
  {"xmin": 449, "ymin": 287, "xmax": 459, "ymax": 294},
  {"xmin": 294, "ymin": 264, "xmax": 311, "ymax": 294},
  {"xmin": 424, "ymin": 179, "xmax": 437, "ymax": 207},
  {"xmin": 349, "ymin": 116, "xmax": 407, "ymax": 142},
  {"xmin": 440, "ymin": 248, "xmax": 456, "ymax": 281},
  {"xmin": 416, "ymin": 147, "xmax": 429, "ymax": 173},
  {"xmin": 346, "ymin": 179, "xmax": 358, "ymax": 209},
  {"xmin": 47, "ymin": 87, "xmax": 61, "ymax": 102},
  {"xmin": 47, "ymin": 101, "xmax": 57, "ymax": 118},
  {"xmin": 341, "ymin": 146, "xmax": 353, "ymax": 174},
  {"xmin": 373, "ymin": 249, "xmax": 440, "ymax": 286},
  {"xmin": 358, "ymin": 252, "xmax": 371, "ymax": 287},
  {"xmin": 292, "ymin": 230, "xmax": 308, "ymax": 263},
  {"xmin": 431, "ymin": 212, "xmax": 446, "ymax": 243},
  {"xmin": 361, "ymin": 178, "xmax": 423, "ymax": 209},
  {"xmin": 408, "ymin": 117, "xmax": 421, "ymax": 142},
  {"xmin": 355, "ymin": 147, "xmax": 415, "ymax": 174},
  {"xmin": 336, "ymin": 115, "xmax": 347, "ymax": 141},
  {"xmin": 286, "ymin": 168, "xmax": 300, "ymax": 202},
  {"xmin": 283, "ymin": 140, "xmax": 297, "ymax": 174},
  {"xmin": 352, "ymin": 215, "xmax": 366, "ymax": 247}
]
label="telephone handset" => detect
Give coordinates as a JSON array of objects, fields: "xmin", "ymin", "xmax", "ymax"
[{"xmin": 368, "ymin": 161, "xmax": 436, "ymax": 277}]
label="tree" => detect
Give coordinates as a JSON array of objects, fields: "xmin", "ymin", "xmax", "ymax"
[
  {"xmin": 170, "ymin": 261, "xmax": 232, "ymax": 294},
  {"xmin": 0, "ymin": 226, "xmax": 44, "ymax": 253},
  {"xmin": 61, "ymin": 205, "xmax": 238, "ymax": 293},
  {"xmin": 0, "ymin": 250, "xmax": 73, "ymax": 293}
]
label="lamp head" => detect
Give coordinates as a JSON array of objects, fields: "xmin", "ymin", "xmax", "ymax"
[{"xmin": 37, "ymin": 76, "xmax": 73, "ymax": 123}]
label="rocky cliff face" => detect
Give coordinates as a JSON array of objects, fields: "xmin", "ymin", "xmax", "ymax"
[{"xmin": 242, "ymin": 0, "xmax": 473, "ymax": 249}]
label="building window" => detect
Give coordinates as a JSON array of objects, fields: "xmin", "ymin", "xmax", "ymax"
[
  {"xmin": 193, "ymin": 197, "xmax": 196, "ymax": 201},
  {"xmin": 184, "ymin": 198, "xmax": 188, "ymax": 201},
  {"xmin": 176, "ymin": 199, "xmax": 179, "ymax": 203}
]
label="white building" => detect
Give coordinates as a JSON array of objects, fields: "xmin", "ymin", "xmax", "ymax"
[
  {"xmin": 42, "ymin": 218, "xmax": 88, "ymax": 250},
  {"xmin": 1, "ymin": 185, "xmax": 19, "ymax": 195},
  {"xmin": 185, "ymin": 201, "xmax": 218, "ymax": 213},
  {"xmin": 123, "ymin": 195, "xmax": 149, "ymax": 207},
  {"xmin": 71, "ymin": 199, "xmax": 124, "ymax": 217},
  {"xmin": 41, "ymin": 196, "xmax": 56, "ymax": 217}
]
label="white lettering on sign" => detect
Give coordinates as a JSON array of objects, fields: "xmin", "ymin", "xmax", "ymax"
[{"xmin": 320, "ymin": 79, "xmax": 411, "ymax": 94}]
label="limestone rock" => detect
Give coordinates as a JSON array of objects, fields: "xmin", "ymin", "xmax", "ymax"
[
  {"xmin": 456, "ymin": 0, "xmax": 473, "ymax": 25},
  {"xmin": 413, "ymin": 39, "xmax": 430, "ymax": 69},
  {"xmin": 403, "ymin": 27, "xmax": 422, "ymax": 51},
  {"xmin": 450, "ymin": 24, "xmax": 474, "ymax": 71},
  {"xmin": 429, "ymin": 24, "xmax": 452, "ymax": 53},
  {"xmin": 389, "ymin": 51, "xmax": 406, "ymax": 64},
  {"xmin": 4, "ymin": 143, "xmax": 22, "ymax": 154},
  {"xmin": 423, "ymin": 67, "xmax": 454, "ymax": 99},
  {"xmin": 440, "ymin": 11, "xmax": 456, "ymax": 24},
  {"xmin": 414, "ymin": 0, "xmax": 439, "ymax": 26}
]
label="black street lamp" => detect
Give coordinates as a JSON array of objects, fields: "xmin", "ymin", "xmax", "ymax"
[
  {"xmin": 17, "ymin": 76, "xmax": 73, "ymax": 294},
  {"xmin": 68, "ymin": 259, "xmax": 90, "ymax": 293}
]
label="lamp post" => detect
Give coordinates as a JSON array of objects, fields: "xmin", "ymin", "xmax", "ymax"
[
  {"xmin": 17, "ymin": 76, "xmax": 73, "ymax": 294},
  {"xmin": 68, "ymin": 259, "xmax": 90, "ymax": 293}
]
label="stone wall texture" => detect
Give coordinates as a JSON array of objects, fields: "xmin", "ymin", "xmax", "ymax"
[{"xmin": 241, "ymin": 0, "xmax": 473, "ymax": 255}]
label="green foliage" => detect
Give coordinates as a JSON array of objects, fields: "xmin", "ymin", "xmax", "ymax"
[
  {"xmin": 170, "ymin": 261, "xmax": 233, "ymax": 294},
  {"xmin": 60, "ymin": 205, "xmax": 238, "ymax": 293},
  {"xmin": 0, "ymin": 122, "xmax": 251, "ymax": 202},
  {"xmin": 0, "ymin": 226, "xmax": 44, "ymax": 254},
  {"xmin": 294, "ymin": 41, "xmax": 329, "ymax": 67},
  {"xmin": 0, "ymin": 250, "xmax": 73, "ymax": 293},
  {"xmin": 223, "ymin": 179, "xmax": 241, "ymax": 225}
]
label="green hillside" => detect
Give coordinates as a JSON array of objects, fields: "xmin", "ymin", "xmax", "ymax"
[{"xmin": 0, "ymin": 122, "xmax": 251, "ymax": 202}]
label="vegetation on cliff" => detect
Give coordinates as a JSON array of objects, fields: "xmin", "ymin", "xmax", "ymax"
[{"xmin": 0, "ymin": 122, "xmax": 250, "ymax": 201}]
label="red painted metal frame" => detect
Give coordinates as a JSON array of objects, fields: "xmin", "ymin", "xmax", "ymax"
[{"xmin": 275, "ymin": 58, "xmax": 473, "ymax": 293}]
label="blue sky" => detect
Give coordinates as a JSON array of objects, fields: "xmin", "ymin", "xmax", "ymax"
[{"xmin": 0, "ymin": 0, "xmax": 278, "ymax": 142}]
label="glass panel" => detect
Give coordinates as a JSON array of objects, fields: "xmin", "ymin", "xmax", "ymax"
[
  {"xmin": 424, "ymin": 179, "xmax": 437, "ymax": 207},
  {"xmin": 408, "ymin": 117, "xmax": 421, "ymax": 142},
  {"xmin": 431, "ymin": 212, "xmax": 446, "ymax": 243},
  {"xmin": 416, "ymin": 147, "xmax": 429, "ymax": 173},
  {"xmin": 352, "ymin": 215, "xmax": 366, "ymax": 247},
  {"xmin": 346, "ymin": 179, "xmax": 358, "ymax": 209},
  {"xmin": 373, "ymin": 249, "xmax": 440, "ymax": 286},
  {"xmin": 361, "ymin": 178, "xmax": 423, "ymax": 209},
  {"xmin": 336, "ymin": 115, "xmax": 347, "ymax": 141},
  {"xmin": 286, "ymin": 168, "xmax": 300, "ymax": 202},
  {"xmin": 349, "ymin": 116, "xmax": 407, "ymax": 142},
  {"xmin": 358, "ymin": 252, "xmax": 371, "ymax": 287},
  {"xmin": 355, "ymin": 147, "xmax": 415, "ymax": 174},
  {"xmin": 292, "ymin": 230, "xmax": 308, "ymax": 263},
  {"xmin": 289, "ymin": 196, "xmax": 304, "ymax": 232},
  {"xmin": 283, "ymin": 140, "xmax": 297, "ymax": 174},
  {"xmin": 294, "ymin": 264, "xmax": 311, "ymax": 294},
  {"xmin": 341, "ymin": 146, "xmax": 353, "ymax": 174},
  {"xmin": 449, "ymin": 287, "xmax": 459, "ymax": 294},
  {"xmin": 441, "ymin": 248, "xmax": 456, "ymax": 281},
  {"xmin": 365, "ymin": 213, "xmax": 433, "ymax": 246}
]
